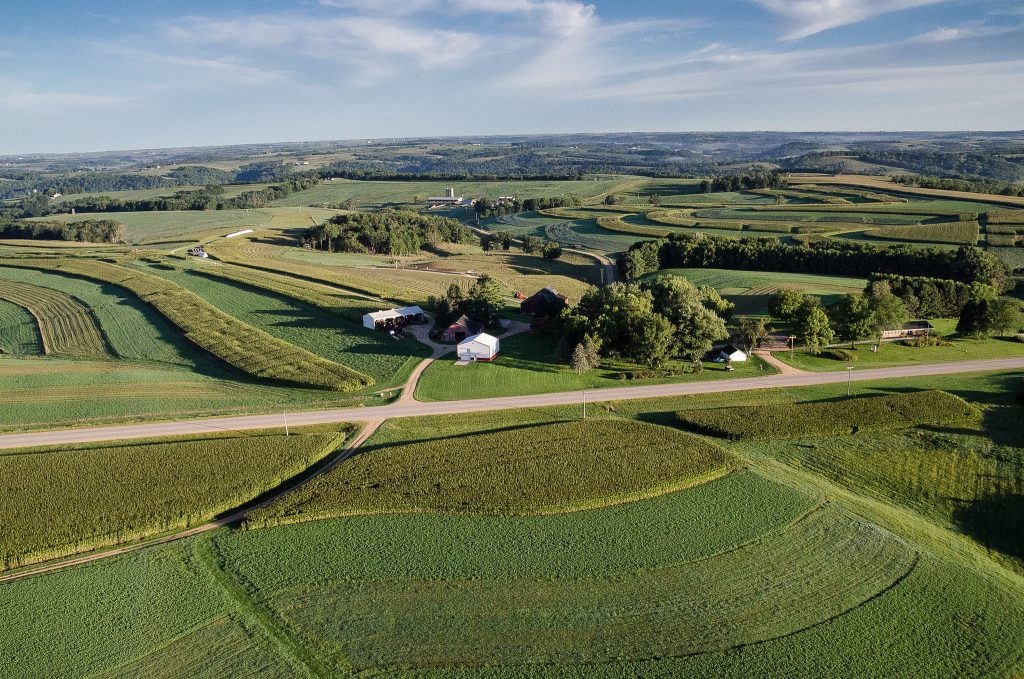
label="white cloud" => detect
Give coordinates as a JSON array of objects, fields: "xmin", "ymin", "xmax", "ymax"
[
  {"xmin": 0, "ymin": 91, "xmax": 129, "ymax": 111},
  {"xmin": 454, "ymin": 0, "xmax": 596, "ymax": 36},
  {"xmin": 751, "ymin": 0, "xmax": 946, "ymax": 40},
  {"xmin": 909, "ymin": 21, "xmax": 1021, "ymax": 43},
  {"xmin": 167, "ymin": 15, "xmax": 482, "ymax": 70}
]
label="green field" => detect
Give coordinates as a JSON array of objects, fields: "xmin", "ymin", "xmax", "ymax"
[
  {"xmin": 269, "ymin": 178, "xmax": 633, "ymax": 209},
  {"xmin": 677, "ymin": 390, "xmax": 978, "ymax": 440},
  {"xmin": 650, "ymin": 267, "xmax": 867, "ymax": 315},
  {"xmin": 245, "ymin": 419, "xmax": 736, "ymax": 527},
  {"xmin": 776, "ymin": 334, "xmax": 1024, "ymax": 372},
  {"xmin": 136, "ymin": 263, "xmax": 428, "ymax": 386},
  {"xmin": 30, "ymin": 206, "xmax": 339, "ymax": 245},
  {"xmin": 1, "ymin": 258, "xmax": 372, "ymax": 391},
  {"xmin": 416, "ymin": 332, "xmax": 774, "ymax": 400},
  {"xmin": 0, "ymin": 280, "xmax": 109, "ymax": 357},
  {"xmin": 0, "ymin": 427, "xmax": 347, "ymax": 569},
  {"xmin": 0, "ymin": 297, "xmax": 42, "ymax": 355},
  {"xmin": 4, "ymin": 372, "xmax": 1024, "ymax": 676},
  {"xmin": 0, "ymin": 265, "xmax": 206, "ymax": 368}
]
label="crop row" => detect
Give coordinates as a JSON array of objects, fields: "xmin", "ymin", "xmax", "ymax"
[
  {"xmin": 595, "ymin": 214, "xmax": 673, "ymax": 237},
  {"xmin": 0, "ymin": 280, "xmax": 108, "ymax": 358},
  {"xmin": 245, "ymin": 419, "xmax": 737, "ymax": 528},
  {"xmin": 0, "ymin": 258, "xmax": 372, "ymax": 390},
  {"xmin": 987, "ymin": 225, "xmax": 1024, "ymax": 235},
  {"xmin": 985, "ymin": 210, "xmax": 1024, "ymax": 224},
  {"xmin": 865, "ymin": 221, "xmax": 980, "ymax": 246},
  {"xmin": 676, "ymin": 390, "xmax": 978, "ymax": 440},
  {"xmin": 0, "ymin": 429, "xmax": 346, "ymax": 570}
]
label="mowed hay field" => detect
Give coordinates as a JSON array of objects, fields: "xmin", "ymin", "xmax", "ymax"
[
  {"xmin": 1, "ymin": 258, "xmax": 372, "ymax": 391},
  {"xmin": 139, "ymin": 263, "xmax": 428, "ymax": 386},
  {"xmin": 0, "ymin": 297, "xmax": 42, "ymax": 355},
  {"xmin": 0, "ymin": 265, "xmax": 204, "ymax": 367},
  {"xmin": 0, "ymin": 280, "xmax": 108, "ymax": 357}
]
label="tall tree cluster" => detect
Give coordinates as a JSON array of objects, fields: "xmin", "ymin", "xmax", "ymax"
[{"xmin": 561, "ymin": 277, "xmax": 733, "ymax": 367}]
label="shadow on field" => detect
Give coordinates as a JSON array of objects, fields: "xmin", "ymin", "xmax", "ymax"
[{"xmin": 952, "ymin": 492, "xmax": 1024, "ymax": 561}]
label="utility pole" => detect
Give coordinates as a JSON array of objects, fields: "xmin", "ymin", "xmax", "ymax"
[
  {"xmin": 283, "ymin": 412, "xmax": 289, "ymax": 436},
  {"xmin": 582, "ymin": 389, "xmax": 587, "ymax": 420},
  {"xmin": 847, "ymin": 366, "xmax": 854, "ymax": 397}
]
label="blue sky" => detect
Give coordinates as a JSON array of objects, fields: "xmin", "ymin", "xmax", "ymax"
[{"xmin": 1, "ymin": 0, "xmax": 1022, "ymax": 153}]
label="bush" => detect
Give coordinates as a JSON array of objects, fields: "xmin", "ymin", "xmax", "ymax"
[
  {"xmin": 823, "ymin": 349, "xmax": 858, "ymax": 362},
  {"xmin": 675, "ymin": 390, "xmax": 978, "ymax": 441}
]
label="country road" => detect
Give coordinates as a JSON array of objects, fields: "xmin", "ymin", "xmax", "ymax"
[{"xmin": 3, "ymin": 357, "xmax": 1022, "ymax": 450}]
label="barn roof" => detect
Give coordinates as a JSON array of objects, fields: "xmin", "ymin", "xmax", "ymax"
[{"xmin": 459, "ymin": 332, "xmax": 499, "ymax": 349}]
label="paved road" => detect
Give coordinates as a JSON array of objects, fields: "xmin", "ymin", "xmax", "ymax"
[{"xmin": 3, "ymin": 357, "xmax": 1022, "ymax": 450}]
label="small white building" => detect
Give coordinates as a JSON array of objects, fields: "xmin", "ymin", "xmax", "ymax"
[
  {"xmin": 716, "ymin": 344, "xmax": 748, "ymax": 363},
  {"xmin": 457, "ymin": 332, "xmax": 500, "ymax": 361}
]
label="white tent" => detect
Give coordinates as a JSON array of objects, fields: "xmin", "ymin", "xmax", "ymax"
[
  {"xmin": 362, "ymin": 309, "xmax": 402, "ymax": 330},
  {"xmin": 457, "ymin": 333, "xmax": 500, "ymax": 361}
]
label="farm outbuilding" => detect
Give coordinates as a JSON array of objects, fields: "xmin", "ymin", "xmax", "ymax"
[
  {"xmin": 881, "ymin": 320, "xmax": 934, "ymax": 339},
  {"xmin": 457, "ymin": 333, "xmax": 500, "ymax": 361},
  {"xmin": 520, "ymin": 287, "xmax": 569, "ymax": 318},
  {"xmin": 442, "ymin": 314, "xmax": 484, "ymax": 342},
  {"xmin": 715, "ymin": 344, "xmax": 748, "ymax": 363},
  {"xmin": 362, "ymin": 306, "xmax": 424, "ymax": 331}
]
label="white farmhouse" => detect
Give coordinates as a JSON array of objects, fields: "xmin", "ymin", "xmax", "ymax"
[
  {"xmin": 716, "ymin": 344, "xmax": 748, "ymax": 363},
  {"xmin": 457, "ymin": 332, "xmax": 500, "ymax": 361}
]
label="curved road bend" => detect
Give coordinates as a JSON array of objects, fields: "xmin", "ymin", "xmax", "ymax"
[{"xmin": 2, "ymin": 357, "xmax": 1023, "ymax": 451}]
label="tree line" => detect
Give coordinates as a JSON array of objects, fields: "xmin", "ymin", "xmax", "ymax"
[
  {"xmin": 892, "ymin": 174, "xmax": 1024, "ymax": 198},
  {"xmin": 13, "ymin": 179, "xmax": 321, "ymax": 218},
  {"xmin": 699, "ymin": 171, "xmax": 786, "ymax": 193},
  {"xmin": 620, "ymin": 233, "xmax": 1009, "ymax": 291},
  {"xmin": 474, "ymin": 195, "xmax": 582, "ymax": 219},
  {"xmin": 302, "ymin": 209, "xmax": 471, "ymax": 256},
  {"xmin": 0, "ymin": 218, "xmax": 124, "ymax": 243}
]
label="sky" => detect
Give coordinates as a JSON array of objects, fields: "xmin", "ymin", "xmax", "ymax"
[{"xmin": 1, "ymin": 0, "xmax": 1023, "ymax": 154}]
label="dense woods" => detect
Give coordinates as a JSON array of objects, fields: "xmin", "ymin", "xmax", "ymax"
[{"xmin": 303, "ymin": 209, "xmax": 471, "ymax": 255}]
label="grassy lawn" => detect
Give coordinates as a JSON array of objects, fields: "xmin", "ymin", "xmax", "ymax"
[
  {"xmin": 776, "ymin": 334, "xmax": 1024, "ymax": 372},
  {"xmin": 415, "ymin": 331, "xmax": 775, "ymax": 401}
]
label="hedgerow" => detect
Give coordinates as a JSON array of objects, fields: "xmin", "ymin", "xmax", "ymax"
[
  {"xmin": 0, "ymin": 258, "xmax": 373, "ymax": 390},
  {"xmin": 675, "ymin": 390, "xmax": 978, "ymax": 440}
]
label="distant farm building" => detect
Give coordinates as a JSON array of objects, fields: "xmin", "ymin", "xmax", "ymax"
[
  {"xmin": 881, "ymin": 320, "xmax": 934, "ymax": 339},
  {"xmin": 362, "ymin": 306, "xmax": 425, "ymax": 331},
  {"xmin": 457, "ymin": 332, "xmax": 500, "ymax": 361},
  {"xmin": 426, "ymin": 187, "xmax": 465, "ymax": 206},
  {"xmin": 224, "ymin": 228, "xmax": 254, "ymax": 239},
  {"xmin": 188, "ymin": 247, "xmax": 208, "ymax": 258},
  {"xmin": 520, "ymin": 287, "xmax": 569, "ymax": 318},
  {"xmin": 442, "ymin": 314, "xmax": 484, "ymax": 342}
]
